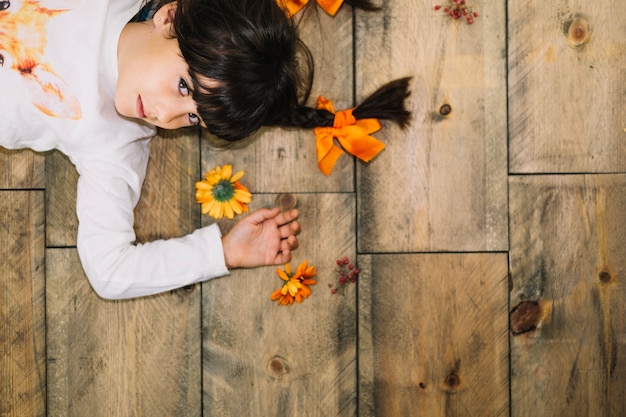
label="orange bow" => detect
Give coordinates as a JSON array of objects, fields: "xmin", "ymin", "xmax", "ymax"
[
  {"xmin": 314, "ymin": 96, "xmax": 384, "ymax": 176},
  {"xmin": 277, "ymin": 0, "xmax": 343, "ymax": 17}
]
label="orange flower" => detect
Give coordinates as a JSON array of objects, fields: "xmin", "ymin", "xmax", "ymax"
[
  {"xmin": 195, "ymin": 164, "xmax": 252, "ymax": 219},
  {"xmin": 270, "ymin": 261, "xmax": 317, "ymax": 305}
]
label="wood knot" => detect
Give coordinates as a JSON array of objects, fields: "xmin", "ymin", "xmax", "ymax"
[
  {"xmin": 443, "ymin": 373, "xmax": 460, "ymax": 390},
  {"xmin": 510, "ymin": 300, "xmax": 541, "ymax": 335},
  {"xmin": 598, "ymin": 270, "xmax": 612, "ymax": 284},
  {"xmin": 267, "ymin": 356, "xmax": 290, "ymax": 380},
  {"xmin": 275, "ymin": 193, "xmax": 297, "ymax": 211},
  {"xmin": 439, "ymin": 104, "xmax": 452, "ymax": 116},
  {"xmin": 565, "ymin": 16, "xmax": 590, "ymax": 48}
]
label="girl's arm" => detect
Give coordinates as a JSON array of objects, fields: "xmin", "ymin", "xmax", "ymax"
[
  {"xmin": 73, "ymin": 141, "xmax": 300, "ymax": 299},
  {"xmin": 74, "ymin": 142, "xmax": 229, "ymax": 299}
]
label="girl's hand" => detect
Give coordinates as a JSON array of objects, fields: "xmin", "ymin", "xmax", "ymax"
[{"xmin": 221, "ymin": 208, "xmax": 301, "ymax": 269}]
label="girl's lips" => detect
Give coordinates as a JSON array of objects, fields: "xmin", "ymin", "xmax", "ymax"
[{"xmin": 136, "ymin": 95, "xmax": 146, "ymax": 118}]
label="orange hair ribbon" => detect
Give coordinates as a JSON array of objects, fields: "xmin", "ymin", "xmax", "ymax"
[
  {"xmin": 277, "ymin": 0, "xmax": 343, "ymax": 17},
  {"xmin": 314, "ymin": 96, "xmax": 384, "ymax": 176}
]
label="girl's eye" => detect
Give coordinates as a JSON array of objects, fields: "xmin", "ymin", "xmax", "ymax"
[
  {"xmin": 179, "ymin": 78, "xmax": 200, "ymax": 126},
  {"xmin": 179, "ymin": 78, "xmax": 190, "ymax": 96}
]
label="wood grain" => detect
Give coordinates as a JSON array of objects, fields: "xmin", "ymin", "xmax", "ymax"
[
  {"xmin": 508, "ymin": 0, "xmax": 626, "ymax": 173},
  {"xmin": 46, "ymin": 249, "xmax": 202, "ymax": 417},
  {"xmin": 509, "ymin": 175, "xmax": 626, "ymax": 417},
  {"xmin": 0, "ymin": 148, "xmax": 45, "ymax": 189},
  {"xmin": 198, "ymin": 9, "xmax": 359, "ymax": 411},
  {"xmin": 202, "ymin": 193, "xmax": 357, "ymax": 416},
  {"xmin": 359, "ymin": 253, "xmax": 509, "ymax": 417},
  {"xmin": 355, "ymin": 0, "xmax": 508, "ymax": 252},
  {"xmin": 133, "ymin": 128, "xmax": 202, "ymax": 242},
  {"xmin": 0, "ymin": 191, "xmax": 46, "ymax": 417},
  {"xmin": 46, "ymin": 150, "xmax": 79, "ymax": 247}
]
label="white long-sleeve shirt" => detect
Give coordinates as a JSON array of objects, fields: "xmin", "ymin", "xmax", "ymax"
[{"xmin": 0, "ymin": 0, "xmax": 228, "ymax": 299}]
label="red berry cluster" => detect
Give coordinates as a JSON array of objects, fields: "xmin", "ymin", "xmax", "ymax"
[
  {"xmin": 331, "ymin": 257, "xmax": 360, "ymax": 295},
  {"xmin": 434, "ymin": 0, "xmax": 478, "ymax": 24}
]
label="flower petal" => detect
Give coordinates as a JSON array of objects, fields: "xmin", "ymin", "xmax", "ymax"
[
  {"xmin": 209, "ymin": 201, "xmax": 223, "ymax": 219},
  {"xmin": 230, "ymin": 200, "xmax": 243, "ymax": 215},
  {"xmin": 233, "ymin": 189, "xmax": 252, "ymax": 203},
  {"xmin": 294, "ymin": 260, "xmax": 308, "ymax": 279},
  {"xmin": 230, "ymin": 170, "xmax": 245, "ymax": 183},
  {"xmin": 221, "ymin": 164, "xmax": 233, "ymax": 179},
  {"xmin": 277, "ymin": 269, "xmax": 289, "ymax": 281},
  {"xmin": 196, "ymin": 181, "xmax": 211, "ymax": 191},
  {"xmin": 286, "ymin": 280, "xmax": 300, "ymax": 296},
  {"xmin": 224, "ymin": 201, "xmax": 235, "ymax": 219},
  {"xmin": 234, "ymin": 182, "xmax": 250, "ymax": 192},
  {"xmin": 299, "ymin": 285, "xmax": 311, "ymax": 298}
]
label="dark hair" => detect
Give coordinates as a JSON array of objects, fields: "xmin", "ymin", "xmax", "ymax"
[
  {"xmin": 174, "ymin": 0, "xmax": 410, "ymax": 141},
  {"xmin": 174, "ymin": 0, "xmax": 309, "ymax": 141},
  {"xmin": 270, "ymin": 77, "xmax": 412, "ymax": 130}
]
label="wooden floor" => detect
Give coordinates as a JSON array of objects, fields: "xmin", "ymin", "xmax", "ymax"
[{"xmin": 2, "ymin": 1, "xmax": 626, "ymax": 416}]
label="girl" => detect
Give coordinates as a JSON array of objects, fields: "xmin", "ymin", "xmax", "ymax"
[{"xmin": 0, "ymin": 0, "xmax": 410, "ymax": 299}]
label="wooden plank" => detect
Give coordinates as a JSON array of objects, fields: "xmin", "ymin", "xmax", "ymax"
[
  {"xmin": 0, "ymin": 148, "xmax": 45, "ymax": 189},
  {"xmin": 0, "ymin": 191, "xmax": 46, "ymax": 417},
  {"xmin": 46, "ymin": 150, "xmax": 79, "ymax": 247},
  {"xmin": 202, "ymin": 7, "xmax": 354, "ymax": 193},
  {"xmin": 358, "ymin": 253, "xmax": 509, "ymax": 417},
  {"xmin": 355, "ymin": 0, "xmax": 508, "ymax": 252},
  {"xmin": 202, "ymin": 193, "xmax": 357, "ymax": 416},
  {"xmin": 46, "ymin": 128, "xmax": 203, "ymax": 416},
  {"xmin": 509, "ymin": 1, "xmax": 626, "ymax": 173},
  {"xmin": 46, "ymin": 249, "xmax": 202, "ymax": 417},
  {"xmin": 509, "ymin": 175, "xmax": 626, "ymax": 417},
  {"xmin": 133, "ymin": 128, "xmax": 201, "ymax": 241}
]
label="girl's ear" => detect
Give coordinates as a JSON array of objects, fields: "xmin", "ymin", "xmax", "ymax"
[{"xmin": 153, "ymin": 1, "xmax": 176, "ymax": 28}]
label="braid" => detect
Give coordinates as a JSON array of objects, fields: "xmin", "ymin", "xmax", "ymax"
[
  {"xmin": 271, "ymin": 77, "xmax": 412, "ymax": 130},
  {"xmin": 274, "ymin": 107, "xmax": 335, "ymax": 128},
  {"xmin": 352, "ymin": 77, "xmax": 412, "ymax": 128},
  {"xmin": 275, "ymin": 0, "xmax": 410, "ymax": 131}
]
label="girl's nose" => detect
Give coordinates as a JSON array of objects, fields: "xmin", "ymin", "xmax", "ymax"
[{"xmin": 155, "ymin": 97, "xmax": 195, "ymax": 128}]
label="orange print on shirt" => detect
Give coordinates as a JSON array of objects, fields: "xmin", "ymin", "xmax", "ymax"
[{"xmin": 0, "ymin": 0, "xmax": 82, "ymax": 119}]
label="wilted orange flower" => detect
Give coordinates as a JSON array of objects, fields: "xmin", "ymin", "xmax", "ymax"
[
  {"xmin": 270, "ymin": 260, "xmax": 317, "ymax": 305},
  {"xmin": 196, "ymin": 164, "xmax": 252, "ymax": 219}
]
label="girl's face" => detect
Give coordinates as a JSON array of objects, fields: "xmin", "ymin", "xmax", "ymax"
[{"xmin": 115, "ymin": 3, "xmax": 205, "ymax": 130}]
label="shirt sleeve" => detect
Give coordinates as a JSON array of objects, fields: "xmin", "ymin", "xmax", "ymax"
[{"xmin": 73, "ymin": 141, "xmax": 229, "ymax": 299}]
